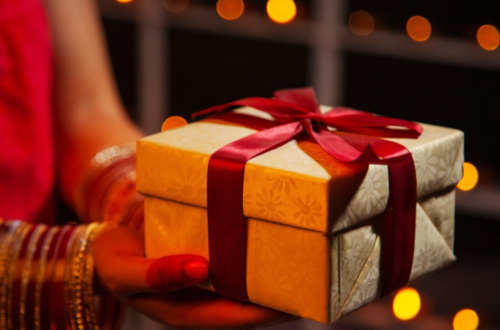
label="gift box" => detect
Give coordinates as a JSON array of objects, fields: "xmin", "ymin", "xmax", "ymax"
[{"xmin": 136, "ymin": 95, "xmax": 463, "ymax": 323}]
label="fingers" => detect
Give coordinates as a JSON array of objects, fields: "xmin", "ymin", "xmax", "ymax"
[
  {"xmin": 93, "ymin": 227, "xmax": 209, "ymax": 296},
  {"xmin": 145, "ymin": 254, "xmax": 209, "ymax": 292}
]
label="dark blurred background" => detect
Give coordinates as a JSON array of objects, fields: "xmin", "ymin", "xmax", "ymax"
[{"xmin": 99, "ymin": 0, "xmax": 500, "ymax": 328}]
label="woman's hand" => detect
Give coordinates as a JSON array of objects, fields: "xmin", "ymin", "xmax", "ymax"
[{"xmin": 94, "ymin": 227, "xmax": 297, "ymax": 329}]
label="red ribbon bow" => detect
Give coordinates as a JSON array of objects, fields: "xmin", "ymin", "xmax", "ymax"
[{"xmin": 193, "ymin": 87, "xmax": 422, "ymax": 302}]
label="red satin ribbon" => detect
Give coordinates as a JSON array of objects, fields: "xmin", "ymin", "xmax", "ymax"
[{"xmin": 193, "ymin": 87, "xmax": 422, "ymax": 301}]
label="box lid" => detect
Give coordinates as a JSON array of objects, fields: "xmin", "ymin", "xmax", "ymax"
[{"xmin": 137, "ymin": 107, "xmax": 464, "ymax": 234}]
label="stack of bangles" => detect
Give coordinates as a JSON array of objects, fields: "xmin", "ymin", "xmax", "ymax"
[
  {"xmin": 74, "ymin": 144, "xmax": 144, "ymax": 231},
  {"xmin": 0, "ymin": 219, "xmax": 119, "ymax": 330}
]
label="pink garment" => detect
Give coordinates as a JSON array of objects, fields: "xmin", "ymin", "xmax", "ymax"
[{"xmin": 0, "ymin": 0, "xmax": 54, "ymax": 223}]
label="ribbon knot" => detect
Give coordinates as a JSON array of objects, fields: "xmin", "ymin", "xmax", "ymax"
[{"xmin": 193, "ymin": 87, "xmax": 422, "ymax": 303}]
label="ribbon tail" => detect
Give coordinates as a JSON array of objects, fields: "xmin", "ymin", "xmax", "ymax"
[{"xmin": 380, "ymin": 153, "xmax": 417, "ymax": 296}]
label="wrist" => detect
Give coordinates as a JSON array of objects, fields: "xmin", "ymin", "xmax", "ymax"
[
  {"xmin": 74, "ymin": 144, "xmax": 144, "ymax": 230},
  {"xmin": 0, "ymin": 220, "xmax": 122, "ymax": 330}
]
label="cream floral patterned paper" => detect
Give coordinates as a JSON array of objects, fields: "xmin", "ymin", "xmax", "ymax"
[
  {"xmin": 334, "ymin": 189, "xmax": 456, "ymax": 320},
  {"xmin": 145, "ymin": 189, "xmax": 456, "ymax": 323},
  {"xmin": 137, "ymin": 107, "xmax": 464, "ymax": 234},
  {"xmin": 418, "ymin": 188, "xmax": 455, "ymax": 249}
]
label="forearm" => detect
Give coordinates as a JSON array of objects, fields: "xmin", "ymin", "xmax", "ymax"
[
  {"xmin": 43, "ymin": 0, "xmax": 143, "ymax": 206},
  {"xmin": 56, "ymin": 108, "xmax": 142, "ymax": 209}
]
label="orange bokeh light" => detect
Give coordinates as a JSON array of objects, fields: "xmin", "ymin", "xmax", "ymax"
[
  {"xmin": 162, "ymin": 116, "xmax": 188, "ymax": 132},
  {"xmin": 457, "ymin": 162, "xmax": 479, "ymax": 191},
  {"xmin": 349, "ymin": 11, "xmax": 375, "ymax": 36},
  {"xmin": 267, "ymin": 0, "xmax": 296, "ymax": 24},
  {"xmin": 116, "ymin": 0, "xmax": 133, "ymax": 3},
  {"xmin": 217, "ymin": 0, "xmax": 245, "ymax": 21},
  {"xmin": 393, "ymin": 288, "xmax": 421, "ymax": 321},
  {"xmin": 477, "ymin": 24, "xmax": 500, "ymax": 51},
  {"xmin": 163, "ymin": 0, "xmax": 190, "ymax": 13},
  {"xmin": 407, "ymin": 16, "xmax": 431, "ymax": 42},
  {"xmin": 453, "ymin": 309, "xmax": 479, "ymax": 330}
]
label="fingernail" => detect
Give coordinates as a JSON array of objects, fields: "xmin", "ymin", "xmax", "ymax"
[{"xmin": 183, "ymin": 260, "xmax": 209, "ymax": 280}]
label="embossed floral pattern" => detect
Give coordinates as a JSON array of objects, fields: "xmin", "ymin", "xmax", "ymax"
[
  {"xmin": 339, "ymin": 246, "xmax": 380, "ymax": 318},
  {"xmin": 289, "ymin": 250, "xmax": 317, "ymax": 285},
  {"xmin": 438, "ymin": 151, "xmax": 454, "ymax": 183},
  {"xmin": 258, "ymin": 265, "xmax": 293, "ymax": 307},
  {"xmin": 410, "ymin": 204, "xmax": 455, "ymax": 282},
  {"xmin": 295, "ymin": 293, "xmax": 319, "ymax": 317},
  {"xmin": 254, "ymin": 221, "xmax": 285, "ymax": 263},
  {"xmin": 266, "ymin": 174, "xmax": 297, "ymax": 196},
  {"xmin": 415, "ymin": 147, "xmax": 439, "ymax": 191},
  {"xmin": 255, "ymin": 188, "xmax": 286, "ymax": 221},
  {"xmin": 292, "ymin": 195, "xmax": 322, "ymax": 226},
  {"xmin": 355, "ymin": 170, "xmax": 386, "ymax": 215},
  {"xmin": 166, "ymin": 166, "xmax": 205, "ymax": 203}
]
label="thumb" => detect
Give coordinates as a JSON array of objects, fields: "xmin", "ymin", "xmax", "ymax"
[
  {"xmin": 145, "ymin": 254, "xmax": 209, "ymax": 292},
  {"xmin": 93, "ymin": 227, "xmax": 209, "ymax": 296}
]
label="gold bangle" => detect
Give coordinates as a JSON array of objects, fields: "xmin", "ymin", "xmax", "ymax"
[
  {"xmin": 82, "ymin": 223, "xmax": 108, "ymax": 330},
  {"xmin": 64, "ymin": 228, "xmax": 78, "ymax": 330},
  {"xmin": 34, "ymin": 227, "xmax": 59, "ymax": 330},
  {"xmin": 74, "ymin": 224, "xmax": 93, "ymax": 330},
  {"xmin": 80, "ymin": 223, "xmax": 102, "ymax": 330},
  {"xmin": 19, "ymin": 224, "xmax": 47, "ymax": 330},
  {"xmin": 65, "ymin": 225, "xmax": 86, "ymax": 330},
  {"xmin": 4, "ymin": 222, "xmax": 32, "ymax": 330},
  {"xmin": 0, "ymin": 221, "xmax": 23, "ymax": 329}
]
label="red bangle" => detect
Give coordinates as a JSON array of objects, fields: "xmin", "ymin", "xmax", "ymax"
[
  {"xmin": 45, "ymin": 225, "xmax": 72, "ymax": 330},
  {"xmin": 39, "ymin": 227, "xmax": 62, "ymax": 330},
  {"xmin": 10, "ymin": 225, "xmax": 36, "ymax": 330},
  {"xmin": 123, "ymin": 198, "xmax": 145, "ymax": 232},
  {"xmin": 24, "ymin": 226, "xmax": 49, "ymax": 330},
  {"xmin": 86, "ymin": 157, "xmax": 136, "ymax": 222},
  {"xmin": 92, "ymin": 160, "xmax": 136, "ymax": 223},
  {"xmin": 54, "ymin": 225, "xmax": 76, "ymax": 330}
]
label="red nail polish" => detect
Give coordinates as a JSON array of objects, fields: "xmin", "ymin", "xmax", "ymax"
[{"xmin": 183, "ymin": 260, "xmax": 209, "ymax": 280}]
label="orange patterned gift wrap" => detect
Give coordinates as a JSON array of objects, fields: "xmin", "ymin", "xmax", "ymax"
[{"xmin": 137, "ymin": 106, "xmax": 463, "ymax": 323}]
